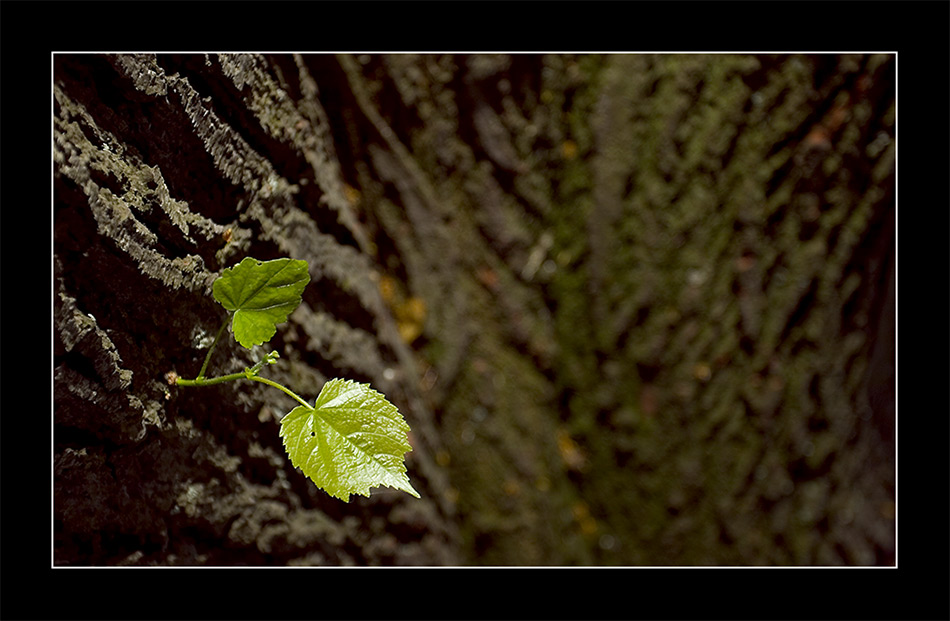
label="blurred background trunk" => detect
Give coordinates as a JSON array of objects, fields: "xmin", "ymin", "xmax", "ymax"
[{"xmin": 53, "ymin": 53, "xmax": 895, "ymax": 566}]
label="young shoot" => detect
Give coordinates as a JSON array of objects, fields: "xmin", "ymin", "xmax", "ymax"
[{"xmin": 173, "ymin": 257, "xmax": 419, "ymax": 502}]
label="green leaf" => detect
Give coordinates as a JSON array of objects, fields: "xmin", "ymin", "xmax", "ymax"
[
  {"xmin": 212, "ymin": 257, "xmax": 310, "ymax": 348},
  {"xmin": 279, "ymin": 379, "xmax": 420, "ymax": 501}
]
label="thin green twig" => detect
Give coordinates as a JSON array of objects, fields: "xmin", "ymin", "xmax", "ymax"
[
  {"xmin": 178, "ymin": 343, "xmax": 309, "ymax": 409},
  {"xmin": 177, "ymin": 371, "xmax": 248, "ymax": 387}
]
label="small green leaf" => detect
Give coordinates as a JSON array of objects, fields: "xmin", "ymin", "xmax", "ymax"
[
  {"xmin": 279, "ymin": 379, "xmax": 420, "ymax": 501},
  {"xmin": 212, "ymin": 257, "xmax": 310, "ymax": 348}
]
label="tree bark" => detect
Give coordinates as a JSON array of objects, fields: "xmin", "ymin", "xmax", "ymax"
[{"xmin": 54, "ymin": 53, "xmax": 895, "ymax": 566}]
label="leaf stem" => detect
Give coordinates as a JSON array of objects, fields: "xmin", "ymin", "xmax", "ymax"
[
  {"xmin": 247, "ymin": 375, "xmax": 311, "ymax": 409},
  {"xmin": 197, "ymin": 315, "xmax": 230, "ymax": 380}
]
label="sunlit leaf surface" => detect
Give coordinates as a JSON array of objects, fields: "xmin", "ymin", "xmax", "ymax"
[{"xmin": 279, "ymin": 379, "xmax": 420, "ymax": 501}]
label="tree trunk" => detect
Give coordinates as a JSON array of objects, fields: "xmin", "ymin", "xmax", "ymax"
[{"xmin": 54, "ymin": 53, "xmax": 895, "ymax": 566}]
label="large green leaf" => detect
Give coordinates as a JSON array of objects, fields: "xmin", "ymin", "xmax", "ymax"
[
  {"xmin": 212, "ymin": 257, "xmax": 310, "ymax": 348},
  {"xmin": 279, "ymin": 379, "xmax": 420, "ymax": 501}
]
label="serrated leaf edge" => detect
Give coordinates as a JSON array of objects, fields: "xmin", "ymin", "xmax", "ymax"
[{"xmin": 279, "ymin": 379, "xmax": 420, "ymax": 501}]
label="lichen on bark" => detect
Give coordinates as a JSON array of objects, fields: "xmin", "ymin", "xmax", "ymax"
[{"xmin": 54, "ymin": 53, "xmax": 458, "ymax": 566}]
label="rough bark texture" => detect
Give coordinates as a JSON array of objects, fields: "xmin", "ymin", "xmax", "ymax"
[{"xmin": 54, "ymin": 53, "xmax": 895, "ymax": 566}]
